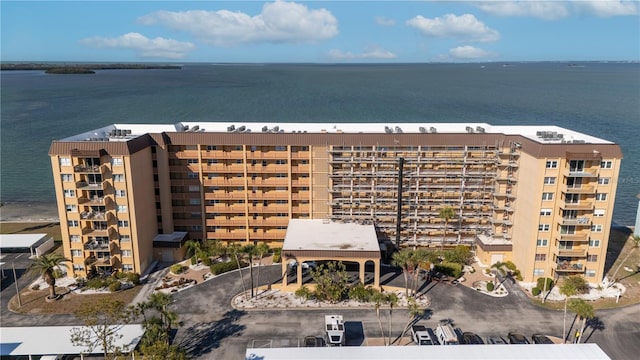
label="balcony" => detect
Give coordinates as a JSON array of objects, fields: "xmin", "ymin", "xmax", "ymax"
[
  {"xmin": 555, "ymin": 248, "xmax": 587, "ymax": 257},
  {"xmin": 81, "ymin": 226, "xmax": 110, "ymax": 236},
  {"xmin": 560, "ymin": 201, "xmax": 593, "ymax": 210},
  {"xmin": 558, "ymin": 232, "xmax": 589, "ymax": 241},
  {"xmin": 563, "ymin": 185, "xmax": 595, "ymax": 194},
  {"xmin": 85, "ymin": 256, "xmax": 111, "ymax": 266},
  {"xmin": 556, "ymin": 261, "xmax": 585, "ymax": 273},
  {"xmin": 563, "ymin": 168, "xmax": 598, "ymax": 178},
  {"xmin": 80, "ymin": 210, "xmax": 107, "ymax": 220},
  {"xmin": 561, "ymin": 217, "xmax": 591, "ymax": 226},
  {"xmin": 76, "ymin": 181, "xmax": 104, "ymax": 190},
  {"xmin": 74, "ymin": 164, "xmax": 103, "ymax": 173},
  {"xmin": 84, "ymin": 241, "xmax": 110, "ymax": 251}
]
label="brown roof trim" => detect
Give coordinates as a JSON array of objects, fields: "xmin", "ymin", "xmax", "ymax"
[
  {"xmin": 284, "ymin": 250, "xmax": 381, "ymax": 259},
  {"xmin": 49, "ymin": 135, "xmax": 155, "ymax": 156}
]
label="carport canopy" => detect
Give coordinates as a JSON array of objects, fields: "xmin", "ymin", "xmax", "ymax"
[
  {"xmin": 281, "ymin": 219, "xmax": 381, "ymax": 290},
  {"xmin": 0, "ymin": 233, "xmax": 50, "ymax": 257}
]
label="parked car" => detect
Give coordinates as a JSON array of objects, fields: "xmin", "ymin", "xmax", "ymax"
[
  {"xmin": 461, "ymin": 332, "xmax": 485, "ymax": 344},
  {"xmin": 289, "ymin": 260, "xmax": 318, "ymax": 271},
  {"xmin": 531, "ymin": 334, "xmax": 554, "ymax": 344},
  {"xmin": 411, "ymin": 325, "xmax": 436, "ymax": 345},
  {"xmin": 486, "ymin": 336, "xmax": 508, "ymax": 344},
  {"xmin": 304, "ymin": 336, "xmax": 324, "ymax": 347},
  {"xmin": 507, "ymin": 332, "xmax": 530, "ymax": 344}
]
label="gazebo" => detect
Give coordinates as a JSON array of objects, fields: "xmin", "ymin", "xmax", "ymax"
[{"xmin": 281, "ymin": 219, "xmax": 382, "ymax": 291}]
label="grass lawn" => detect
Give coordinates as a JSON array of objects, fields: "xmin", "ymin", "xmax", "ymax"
[{"xmin": 0, "ymin": 221, "xmax": 62, "ymax": 241}]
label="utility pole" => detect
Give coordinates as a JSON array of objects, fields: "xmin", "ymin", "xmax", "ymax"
[{"xmin": 12, "ymin": 263, "xmax": 22, "ymax": 307}]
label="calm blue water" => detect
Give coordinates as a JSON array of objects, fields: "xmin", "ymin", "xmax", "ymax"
[{"xmin": 1, "ymin": 62, "xmax": 639, "ymax": 224}]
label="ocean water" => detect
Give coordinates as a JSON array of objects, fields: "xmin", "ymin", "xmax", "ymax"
[{"xmin": 1, "ymin": 62, "xmax": 639, "ymax": 224}]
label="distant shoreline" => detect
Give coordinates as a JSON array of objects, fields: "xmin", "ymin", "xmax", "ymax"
[
  {"xmin": 0, "ymin": 63, "xmax": 181, "ymax": 71},
  {"xmin": 0, "ymin": 202, "xmax": 59, "ymax": 223}
]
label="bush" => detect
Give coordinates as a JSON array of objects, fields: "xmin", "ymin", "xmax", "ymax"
[
  {"xmin": 125, "ymin": 272, "xmax": 141, "ymax": 285},
  {"xmin": 272, "ymin": 248, "xmax": 282, "ymax": 263},
  {"xmin": 348, "ymin": 282, "xmax": 374, "ymax": 303},
  {"xmin": 532, "ymin": 287, "xmax": 541, "ymax": 296},
  {"xmin": 210, "ymin": 261, "xmax": 239, "ymax": 275},
  {"xmin": 486, "ymin": 282, "xmax": 495, "ymax": 292},
  {"xmin": 170, "ymin": 264, "xmax": 186, "ymax": 274},
  {"xmin": 202, "ymin": 257, "xmax": 213, "ymax": 266},
  {"xmin": 53, "ymin": 268, "xmax": 65, "ymax": 279},
  {"xmin": 434, "ymin": 262, "xmax": 463, "ymax": 279},
  {"xmin": 190, "ymin": 256, "xmax": 197, "ymax": 265},
  {"xmin": 295, "ymin": 286, "xmax": 313, "ymax": 302},
  {"xmin": 444, "ymin": 245, "xmax": 472, "ymax": 265},
  {"xmin": 109, "ymin": 281, "xmax": 122, "ymax": 292},
  {"xmin": 536, "ymin": 277, "xmax": 554, "ymax": 291},
  {"xmin": 87, "ymin": 277, "xmax": 109, "ymax": 289}
]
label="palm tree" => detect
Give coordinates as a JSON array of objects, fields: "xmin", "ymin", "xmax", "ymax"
[
  {"xmin": 609, "ymin": 235, "xmax": 640, "ymax": 286},
  {"xmin": 386, "ymin": 293, "xmax": 399, "ymax": 346},
  {"xmin": 410, "ymin": 248, "xmax": 436, "ymax": 297},
  {"xmin": 242, "ymin": 244, "xmax": 257, "ymax": 298},
  {"xmin": 254, "ymin": 243, "xmax": 270, "ymax": 295},
  {"xmin": 228, "ymin": 243, "xmax": 248, "ymax": 298},
  {"xmin": 490, "ymin": 261, "xmax": 510, "ymax": 289},
  {"xmin": 391, "ymin": 249, "xmax": 412, "ymax": 298},
  {"xmin": 397, "ymin": 297, "xmax": 424, "ymax": 344},
  {"xmin": 568, "ymin": 298, "xmax": 595, "ymax": 344},
  {"xmin": 183, "ymin": 240, "xmax": 202, "ymax": 264},
  {"xmin": 29, "ymin": 253, "xmax": 70, "ymax": 300},
  {"xmin": 559, "ymin": 275, "xmax": 587, "ymax": 342},
  {"xmin": 438, "ymin": 207, "xmax": 456, "ymax": 250},
  {"xmin": 370, "ymin": 289, "xmax": 387, "ymax": 345}
]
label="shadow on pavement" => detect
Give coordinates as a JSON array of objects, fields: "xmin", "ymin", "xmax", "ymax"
[
  {"xmin": 179, "ymin": 309, "xmax": 247, "ymax": 358},
  {"xmin": 344, "ymin": 321, "xmax": 365, "ymax": 346}
]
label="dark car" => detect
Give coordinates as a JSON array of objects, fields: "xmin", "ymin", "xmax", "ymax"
[
  {"xmin": 461, "ymin": 332, "xmax": 485, "ymax": 344},
  {"xmin": 531, "ymin": 334, "xmax": 554, "ymax": 344},
  {"xmin": 304, "ymin": 336, "xmax": 324, "ymax": 347},
  {"xmin": 486, "ymin": 336, "xmax": 508, "ymax": 344},
  {"xmin": 508, "ymin": 332, "xmax": 530, "ymax": 344}
]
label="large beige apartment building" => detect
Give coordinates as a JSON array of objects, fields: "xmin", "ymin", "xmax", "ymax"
[{"xmin": 49, "ymin": 122, "xmax": 621, "ymax": 284}]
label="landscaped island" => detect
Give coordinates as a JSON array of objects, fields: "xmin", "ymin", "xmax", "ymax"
[{"xmin": 1, "ymin": 63, "xmax": 181, "ymax": 73}]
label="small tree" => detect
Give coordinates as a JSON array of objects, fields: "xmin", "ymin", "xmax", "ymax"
[
  {"xmin": 386, "ymin": 292, "xmax": 399, "ymax": 346},
  {"xmin": 29, "ymin": 253, "xmax": 70, "ymax": 300},
  {"xmin": 560, "ymin": 275, "xmax": 588, "ymax": 342},
  {"xmin": 70, "ymin": 299, "xmax": 134, "ymax": 359},
  {"xmin": 392, "ymin": 249, "xmax": 412, "ymax": 298},
  {"xmin": 183, "ymin": 240, "xmax": 202, "ymax": 263},
  {"xmin": 311, "ymin": 261, "xmax": 349, "ymax": 303},
  {"xmin": 228, "ymin": 243, "xmax": 248, "ymax": 299},
  {"xmin": 369, "ymin": 289, "xmax": 387, "ymax": 345},
  {"xmin": 444, "ymin": 245, "xmax": 472, "ymax": 265},
  {"xmin": 397, "ymin": 297, "xmax": 424, "ymax": 344},
  {"xmin": 295, "ymin": 286, "xmax": 313, "ymax": 303},
  {"xmin": 568, "ymin": 298, "xmax": 595, "ymax": 344},
  {"xmin": 254, "ymin": 243, "xmax": 270, "ymax": 295},
  {"xmin": 439, "ymin": 206, "xmax": 456, "ymax": 250}
]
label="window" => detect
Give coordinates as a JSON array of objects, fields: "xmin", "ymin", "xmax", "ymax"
[
  {"xmin": 276, "ymin": 200, "xmax": 287, "ymax": 204},
  {"xmin": 118, "ymin": 220, "xmax": 129, "ymax": 228},
  {"xmin": 73, "ymin": 264, "xmax": 85, "ymax": 271},
  {"xmin": 589, "ymin": 239, "xmax": 601, "ymax": 247},
  {"xmin": 70, "ymin": 235, "xmax": 81, "ymax": 243},
  {"xmin": 235, "ymin": 145, "xmax": 242, "ymax": 151},
  {"xmin": 113, "ymin": 174, "xmax": 124, "ymax": 182},
  {"xmin": 187, "ymin": 159, "xmax": 198, "ymax": 164},
  {"xmin": 276, "ymin": 173, "xmax": 287, "ymax": 178},
  {"xmin": 275, "ymin": 146, "xmax": 286, "ymax": 151},
  {"xmin": 67, "ymin": 220, "xmax": 79, "ymax": 227},
  {"xmin": 188, "ymin": 172, "xmax": 198, "ymax": 179},
  {"xmin": 189, "ymin": 185, "xmax": 200, "ymax": 192},
  {"xmin": 61, "ymin": 174, "xmax": 73, "ymax": 182},
  {"xmin": 276, "ymin": 213, "xmax": 288, "ymax": 217},
  {"xmin": 71, "ymin": 250, "xmax": 82, "ymax": 257},
  {"xmin": 122, "ymin": 250, "xmax": 132, "ymax": 257},
  {"xmin": 116, "ymin": 205, "xmax": 128, "ymax": 213},
  {"xmin": 587, "ymin": 254, "xmax": 598, "ymax": 262},
  {"xmin": 543, "ymin": 177, "xmax": 556, "ymax": 185},
  {"xmin": 276, "ymin": 187, "xmax": 287, "ymax": 191},
  {"xmin": 545, "ymin": 160, "xmax": 558, "ymax": 169},
  {"xmin": 251, "ymin": 146, "xmax": 257, "ymax": 152},
  {"xmin": 191, "ymin": 225, "xmax": 202, "ymax": 231},
  {"xmin": 115, "ymin": 190, "xmax": 126, "ymax": 198},
  {"xmin": 594, "ymin": 209, "xmax": 605, "ymax": 217},
  {"xmin": 536, "ymin": 239, "xmax": 548, "ymax": 247},
  {"xmin": 540, "ymin": 209, "xmax": 552, "ymax": 216},
  {"xmin": 600, "ymin": 160, "xmax": 612, "ymax": 169},
  {"xmin": 533, "ymin": 269, "xmax": 545, "ymax": 276},
  {"xmin": 542, "ymin": 192, "xmax": 554, "ymax": 201},
  {"xmin": 112, "ymin": 158, "xmax": 123, "ymax": 166},
  {"xmin": 591, "ymin": 224, "xmax": 603, "ymax": 232},
  {"xmin": 120, "ymin": 235, "xmax": 131, "ymax": 242},
  {"xmin": 189, "ymin": 198, "xmax": 201, "ymax": 205},
  {"xmin": 66, "ymin": 204, "xmax": 77, "ymax": 212},
  {"xmin": 122, "ymin": 264, "xmax": 134, "ymax": 272},
  {"xmin": 595, "ymin": 193, "xmax": 607, "ymax": 201},
  {"xmin": 236, "ymin": 159, "xmax": 243, "ymax": 164},
  {"xmin": 538, "ymin": 224, "xmax": 550, "ymax": 232},
  {"xmin": 598, "ymin": 177, "xmax": 610, "ymax": 185},
  {"xmin": 276, "ymin": 159, "xmax": 287, "ymax": 165},
  {"xmin": 59, "ymin": 157, "xmax": 71, "ymax": 166},
  {"xmin": 64, "ymin": 189, "xmax": 75, "ymax": 198},
  {"xmin": 207, "ymin": 145, "xmax": 217, "ymax": 151},
  {"xmin": 585, "ymin": 270, "xmax": 596, "ymax": 277},
  {"xmin": 191, "ymin": 212, "xmax": 201, "ymax": 218},
  {"xmin": 535, "ymin": 254, "xmax": 547, "ymax": 261}
]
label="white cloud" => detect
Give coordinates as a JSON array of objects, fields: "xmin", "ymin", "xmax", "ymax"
[
  {"xmin": 449, "ymin": 45, "xmax": 494, "ymax": 59},
  {"xmin": 138, "ymin": 1, "xmax": 338, "ymax": 46},
  {"xmin": 80, "ymin": 32, "xmax": 195, "ymax": 59},
  {"xmin": 327, "ymin": 46, "xmax": 397, "ymax": 60},
  {"xmin": 475, "ymin": 0, "xmax": 638, "ymax": 19},
  {"xmin": 406, "ymin": 13, "xmax": 500, "ymax": 42},
  {"xmin": 375, "ymin": 16, "xmax": 396, "ymax": 26},
  {"xmin": 475, "ymin": 1, "xmax": 570, "ymax": 20},
  {"xmin": 573, "ymin": 0, "xmax": 639, "ymax": 17}
]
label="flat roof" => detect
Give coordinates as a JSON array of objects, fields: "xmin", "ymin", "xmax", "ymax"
[
  {"xmin": 283, "ymin": 220, "xmax": 379, "ymax": 252},
  {"xmin": 153, "ymin": 232, "xmax": 189, "ymax": 243},
  {"xmin": 0, "ymin": 233, "xmax": 49, "ymax": 249},
  {"xmin": 0, "ymin": 325, "xmax": 144, "ymax": 356},
  {"xmin": 61, "ymin": 122, "xmax": 612, "ymax": 145},
  {"xmin": 245, "ymin": 344, "xmax": 611, "ymax": 360}
]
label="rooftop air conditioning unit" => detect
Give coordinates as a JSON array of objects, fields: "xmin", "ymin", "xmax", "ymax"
[
  {"xmin": 419, "ymin": 127, "xmax": 427, "ymax": 133},
  {"xmin": 466, "ymin": 126, "xmax": 474, "ymax": 133},
  {"xmin": 227, "ymin": 125, "xmax": 235, "ymax": 132}
]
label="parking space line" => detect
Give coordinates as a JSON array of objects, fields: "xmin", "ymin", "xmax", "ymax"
[{"xmin": 15, "ymin": 254, "xmax": 24, "ymax": 259}]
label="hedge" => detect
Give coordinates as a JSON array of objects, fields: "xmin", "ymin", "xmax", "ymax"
[
  {"xmin": 210, "ymin": 261, "xmax": 239, "ymax": 275},
  {"xmin": 434, "ymin": 262, "xmax": 463, "ymax": 279},
  {"xmin": 536, "ymin": 277, "xmax": 554, "ymax": 291},
  {"xmin": 532, "ymin": 287, "xmax": 541, "ymax": 296}
]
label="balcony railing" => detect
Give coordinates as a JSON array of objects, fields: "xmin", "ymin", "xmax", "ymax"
[
  {"xmin": 564, "ymin": 168, "xmax": 598, "ymax": 177},
  {"xmin": 561, "ymin": 201, "xmax": 593, "ymax": 210},
  {"xmin": 84, "ymin": 241, "xmax": 110, "ymax": 250},
  {"xmin": 561, "ymin": 217, "xmax": 590, "ymax": 226},
  {"xmin": 555, "ymin": 248, "xmax": 587, "ymax": 257},
  {"xmin": 80, "ymin": 210, "xmax": 107, "ymax": 220},
  {"xmin": 558, "ymin": 232, "xmax": 589, "ymax": 241},
  {"xmin": 563, "ymin": 185, "xmax": 595, "ymax": 194},
  {"xmin": 556, "ymin": 262, "xmax": 585, "ymax": 272}
]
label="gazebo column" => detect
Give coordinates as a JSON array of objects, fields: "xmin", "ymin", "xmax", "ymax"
[
  {"xmin": 281, "ymin": 259, "xmax": 288, "ymax": 287},
  {"xmin": 373, "ymin": 259, "xmax": 380, "ymax": 288},
  {"xmin": 358, "ymin": 259, "xmax": 366, "ymax": 285},
  {"xmin": 296, "ymin": 262, "xmax": 303, "ymax": 288}
]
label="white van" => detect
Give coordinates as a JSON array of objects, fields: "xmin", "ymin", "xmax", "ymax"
[{"xmin": 435, "ymin": 323, "xmax": 459, "ymax": 345}]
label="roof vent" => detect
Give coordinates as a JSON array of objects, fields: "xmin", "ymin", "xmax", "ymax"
[
  {"xmin": 272, "ymin": 126, "xmax": 279, "ymax": 132},
  {"xmin": 476, "ymin": 126, "xmax": 485, "ymax": 133},
  {"xmin": 466, "ymin": 126, "xmax": 474, "ymax": 133},
  {"xmin": 430, "ymin": 127, "xmax": 437, "ymax": 133},
  {"xmin": 237, "ymin": 125, "xmax": 246, "ymax": 132},
  {"xmin": 384, "ymin": 126, "xmax": 393, "ymax": 134},
  {"xmin": 262, "ymin": 126, "xmax": 269, "ymax": 132},
  {"xmin": 419, "ymin": 127, "xmax": 427, "ymax": 133},
  {"xmin": 227, "ymin": 125, "xmax": 235, "ymax": 132},
  {"xmin": 395, "ymin": 126, "xmax": 403, "ymax": 133},
  {"xmin": 191, "ymin": 125, "xmax": 199, "ymax": 131}
]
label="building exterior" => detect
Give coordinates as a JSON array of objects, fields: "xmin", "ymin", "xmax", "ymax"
[{"xmin": 49, "ymin": 122, "xmax": 622, "ymax": 283}]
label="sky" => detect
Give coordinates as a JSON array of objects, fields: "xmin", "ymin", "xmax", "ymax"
[{"xmin": 1, "ymin": 1, "xmax": 639, "ymax": 63}]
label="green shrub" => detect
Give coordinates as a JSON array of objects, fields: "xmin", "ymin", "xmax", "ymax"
[
  {"xmin": 87, "ymin": 278, "xmax": 109, "ymax": 289},
  {"xmin": 444, "ymin": 245, "xmax": 472, "ymax": 265},
  {"xmin": 190, "ymin": 256, "xmax": 197, "ymax": 265},
  {"xmin": 109, "ymin": 281, "xmax": 122, "ymax": 292},
  {"xmin": 434, "ymin": 262, "xmax": 463, "ymax": 279},
  {"xmin": 348, "ymin": 282, "xmax": 374, "ymax": 303},
  {"xmin": 486, "ymin": 282, "xmax": 495, "ymax": 292},
  {"xmin": 202, "ymin": 257, "xmax": 213, "ymax": 266},
  {"xmin": 210, "ymin": 261, "xmax": 239, "ymax": 275},
  {"xmin": 53, "ymin": 269, "xmax": 65, "ymax": 279},
  {"xmin": 536, "ymin": 277, "xmax": 554, "ymax": 291},
  {"xmin": 272, "ymin": 248, "xmax": 282, "ymax": 263},
  {"xmin": 170, "ymin": 264, "xmax": 186, "ymax": 274},
  {"xmin": 532, "ymin": 287, "xmax": 541, "ymax": 296},
  {"xmin": 295, "ymin": 286, "xmax": 313, "ymax": 302},
  {"xmin": 125, "ymin": 272, "xmax": 141, "ymax": 285}
]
